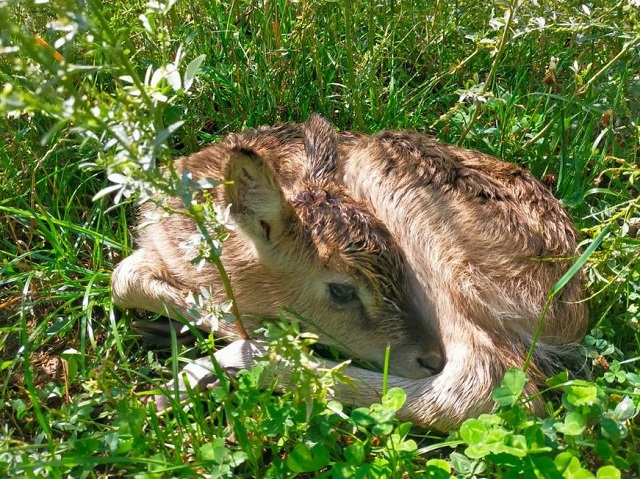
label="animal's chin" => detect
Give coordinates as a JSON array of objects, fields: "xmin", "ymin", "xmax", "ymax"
[
  {"xmin": 391, "ymin": 366, "xmax": 435, "ymax": 380},
  {"xmin": 357, "ymin": 358, "xmax": 436, "ymax": 380}
]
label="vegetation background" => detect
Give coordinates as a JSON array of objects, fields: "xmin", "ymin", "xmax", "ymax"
[{"xmin": 0, "ymin": 0, "xmax": 638, "ymax": 477}]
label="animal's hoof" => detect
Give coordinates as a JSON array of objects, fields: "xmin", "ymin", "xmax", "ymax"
[{"xmin": 152, "ymin": 393, "xmax": 172, "ymax": 412}]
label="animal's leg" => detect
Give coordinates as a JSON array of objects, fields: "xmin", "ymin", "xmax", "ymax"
[
  {"xmin": 150, "ymin": 336, "xmax": 514, "ymax": 432},
  {"xmin": 111, "ymin": 250, "xmax": 241, "ymax": 338},
  {"xmin": 152, "ymin": 339, "xmax": 269, "ymax": 410}
]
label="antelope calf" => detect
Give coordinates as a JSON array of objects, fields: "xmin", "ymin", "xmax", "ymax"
[{"xmin": 111, "ymin": 116, "xmax": 588, "ymax": 431}]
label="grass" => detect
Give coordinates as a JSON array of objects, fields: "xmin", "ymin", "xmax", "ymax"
[{"xmin": 1, "ymin": 0, "xmax": 639, "ymax": 477}]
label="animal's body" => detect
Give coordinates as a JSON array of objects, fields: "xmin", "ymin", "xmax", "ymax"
[{"xmin": 111, "ymin": 116, "xmax": 588, "ymax": 430}]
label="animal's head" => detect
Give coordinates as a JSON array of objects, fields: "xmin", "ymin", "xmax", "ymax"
[{"xmin": 223, "ymin": 129, "xmax": 443, "ymax": 379}]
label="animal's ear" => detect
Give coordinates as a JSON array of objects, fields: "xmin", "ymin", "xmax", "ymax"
[
  {"xmin": 224, "ymin": 148, "xmax": 298, "ymax": 245},
  {"xmin": 304, "ymin": 114, "xmax": 338, "ymax": 182}
]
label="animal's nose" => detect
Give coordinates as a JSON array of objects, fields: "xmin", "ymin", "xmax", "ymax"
[{"xmin": 417, "ymin": 351, "xmax": 444, "ymax": 375}]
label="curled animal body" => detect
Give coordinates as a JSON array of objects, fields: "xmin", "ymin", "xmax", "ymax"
[{"xmin": 111, "ymin": 115, "xmax": 588, "ymax": 431}]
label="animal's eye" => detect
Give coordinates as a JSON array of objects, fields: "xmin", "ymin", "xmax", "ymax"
[{"xmin": 328, "ymin": 283, "xmax": 358, "ymax": 304}]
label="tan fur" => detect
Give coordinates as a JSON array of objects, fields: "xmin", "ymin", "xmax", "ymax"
[{"xmin": 111, "ymin": 116, "xmax": 588, "ymax": 431}]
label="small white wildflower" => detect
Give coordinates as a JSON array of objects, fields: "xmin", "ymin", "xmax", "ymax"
[{"xmin": 183, "ymin": 286, "xmax": 234, "ymax": 332}]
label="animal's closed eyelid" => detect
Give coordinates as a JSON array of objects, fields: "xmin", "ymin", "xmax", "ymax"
[{"xmin": 327, "ymin": 282, "xmax": 358, "ymax": 304}]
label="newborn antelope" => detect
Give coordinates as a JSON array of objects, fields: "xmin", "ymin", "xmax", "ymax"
[{"xmin": 111, "ymin": 116, "xmax": 588, "ymax": 431}]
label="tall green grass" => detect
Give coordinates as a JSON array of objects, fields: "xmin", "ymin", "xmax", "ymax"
[{"xmin": 1, "ymin": 0, "xmax": 638, "ymax": 477}]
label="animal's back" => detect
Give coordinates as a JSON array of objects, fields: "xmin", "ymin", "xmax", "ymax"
[{"xmin": 340, "ymin": 130, "xmax": 587, "ymax": 351}]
